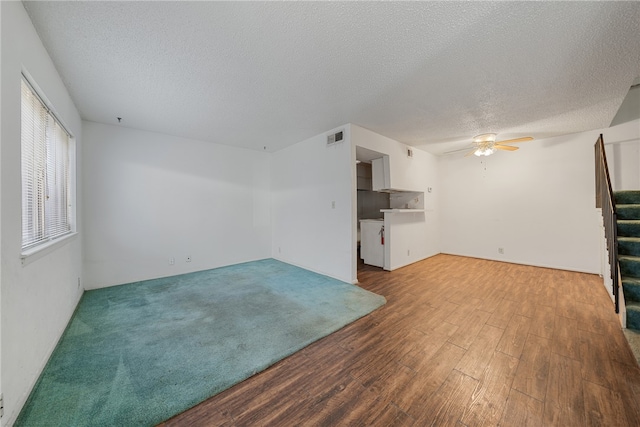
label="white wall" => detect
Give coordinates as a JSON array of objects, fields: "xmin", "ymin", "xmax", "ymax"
[
  {"xmin": 82, "ymin": 121, "xmax": 272, "ymax": 289},
  {"xmin": 271, "ymin": 125, "xmax": 354, "ymax": 283},
  {"xmin": 604, "ymin": 119, "xmax": 640, "ymax": 191},
  {"xmin": 438, "ymin": 124, "xmax": 640, "ymax": 274},
  {"xmin": 1, "ymin": 3, "xmax": 84, "ymax": 425},
  {"xmin": 352, "ymin": 125, "xmax": 440, "ymax": 271}
]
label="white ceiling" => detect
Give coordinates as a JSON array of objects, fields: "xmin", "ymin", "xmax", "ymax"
[{"xmin": 22, "ymin": 1, "xmax": 640, "ymax": 155}]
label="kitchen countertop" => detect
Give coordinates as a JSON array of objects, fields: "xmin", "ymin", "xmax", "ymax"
[{"xmin": 380, "ymin": 209, "xmax": 425, "ymax": 213}]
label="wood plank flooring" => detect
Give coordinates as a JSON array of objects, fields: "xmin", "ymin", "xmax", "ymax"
[{"xmin": 160, "ymin": 254, "xmax": 640, "ymax": 426}]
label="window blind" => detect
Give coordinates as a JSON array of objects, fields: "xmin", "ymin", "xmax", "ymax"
[{"xmin": 21, "ymin": 78, "xmax": 72, "ymax": 250}]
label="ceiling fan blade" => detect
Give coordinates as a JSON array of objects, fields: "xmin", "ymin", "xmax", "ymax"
[
  {"xmin": 464, "ymin": 148, "xmax": 477, "ymax": 157},
  {"xmin": 496, "ymin": 136, "xmax": 533, "ymax": 145},
  {"xmin": 495, "ymin": 144, "xmax": 519, "ymax": 151}
]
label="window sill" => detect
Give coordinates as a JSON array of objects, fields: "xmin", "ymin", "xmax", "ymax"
[{"xmin": 21, "ymin": 232, "xmax": 78, "ymax": 266}]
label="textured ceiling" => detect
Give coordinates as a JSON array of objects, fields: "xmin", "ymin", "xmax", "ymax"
[{"xmin": 22, "ymin": 1, "xmax": 640, "ymax": 155}]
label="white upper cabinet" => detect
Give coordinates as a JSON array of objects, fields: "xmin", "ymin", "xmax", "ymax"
[{"xmin": 371, "ymin": 156, "xmax": 391, "ymax": 191}]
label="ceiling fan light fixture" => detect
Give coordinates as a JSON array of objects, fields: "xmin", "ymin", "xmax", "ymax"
[
  {"xmin": 473, "ymin": 146, "xmax": 496, "ymax": 156},
  {"xmin": 464, "ymin": 133, "xmax": 532, "ymax": 158},
  {"xmin": 471, "ymin": 133, "xmax": 497, "ymax": 156},
  {"xmin": 472, "ymin": 133, "xmax": 497, "ymax": 144}
]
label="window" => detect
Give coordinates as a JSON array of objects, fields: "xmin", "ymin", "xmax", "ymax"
[{"xmin": 21, "ymin": 77, "xmax": 74, "ymax": 251}]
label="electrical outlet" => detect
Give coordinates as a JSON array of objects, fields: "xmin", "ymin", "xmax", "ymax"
[
  {"xmin": 186, "ymin": 256, "xmax": 192, "ymax": 263},
  {"xmin": 407, "ymin": 249, "xmax": 411, "ymax": 256},
  {"xmin": 278, "ymin": 247, "xmax": 281, "ymax": 253},
  {"xmin": 498, "ymin": 248, "xmax": 504, "ymax": 254},
  {"xmin": 77, "ymin": 277, "xmax": 81, "ymax": 289},
  {"xmin": 1, "ymin": 393, "xmax": 4, "ymax": 418},
  {"xmin": 169, "ymin": 257, "xmax": 175, "ymax": 265}
]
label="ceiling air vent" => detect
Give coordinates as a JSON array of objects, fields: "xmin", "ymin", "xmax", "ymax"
[{"xmin": 327, "ymin": 129, "xmax": 344, "ymax": 146}]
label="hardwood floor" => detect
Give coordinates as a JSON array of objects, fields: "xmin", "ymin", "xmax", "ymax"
[{"xmin": 161, "ymin": 254, "xmax": 640, "ymax": 426}]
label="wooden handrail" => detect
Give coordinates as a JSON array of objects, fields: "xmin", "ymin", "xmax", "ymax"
[{"xmin": 595, "ymin": 134, "xmax": 619, "ymax": 313}]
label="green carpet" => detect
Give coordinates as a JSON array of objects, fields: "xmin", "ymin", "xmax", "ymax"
[
  {"xmin": 614, "ymin": 191, "xmax": 640, "ymax": 329},
  {"xmin": 16, "ymin": 259, "xmax": 385, "ymax": 426}
]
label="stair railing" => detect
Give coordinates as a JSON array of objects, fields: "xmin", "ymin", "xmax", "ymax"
[{"xmin": 595, "ymin": 134, "xmax": 619, "ymax": 313}]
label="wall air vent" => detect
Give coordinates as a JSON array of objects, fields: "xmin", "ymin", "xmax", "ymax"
[{"xmin": 327, "ymin": 129, "xmax": 344, "ymax": 146}]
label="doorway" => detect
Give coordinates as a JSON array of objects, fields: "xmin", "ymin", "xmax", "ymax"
[{"xmin": 355, "ymin": 146, "xmax": 389, "ymax": 279}]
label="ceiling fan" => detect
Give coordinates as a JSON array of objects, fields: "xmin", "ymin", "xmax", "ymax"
[{"xmin": 465, "ymin": 133, "xmax": 534, "ymax": 157}]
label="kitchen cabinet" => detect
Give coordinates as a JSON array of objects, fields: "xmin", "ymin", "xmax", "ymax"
[
  {"xmin": 370, "ymin": 148, "xmax": 429, "ymax": 193},
  {"xmin": 371, "ymin": 156, "xmax": 390, "ymax": 191}
]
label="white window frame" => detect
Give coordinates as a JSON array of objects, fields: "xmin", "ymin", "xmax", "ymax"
[{"xmin": 20, "ymin": 75, "xmax": 77, "ymax": 261}]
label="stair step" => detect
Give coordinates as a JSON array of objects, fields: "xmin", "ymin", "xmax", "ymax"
[
  {"xmin": 614, "ymin": 191, "xmax": 640, "ymax": 331},
  {"xmin": 623, "ymin": 277, "xmax": 640, "ymax": 303},
  {"xmin": 626, "ymin": 301, "xmax": 640, "ymax": 330},
  {"xmin": 615, "ymin": 190, "xmax": 640, "ymax": 205},
  {"xmin": 618, "ymin": 220, "xmax": 640, "ymax": 238},
  {"xmin": 617, "ymin": 204, "xmax": 640, "ymax": 220},
  {"xmin": 619, "ymin": 237, "xmax": 640, "ymax": 257},
  {"xmin": 620, "ymin": 256, "xmax": 640, "ymax": 278}
]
